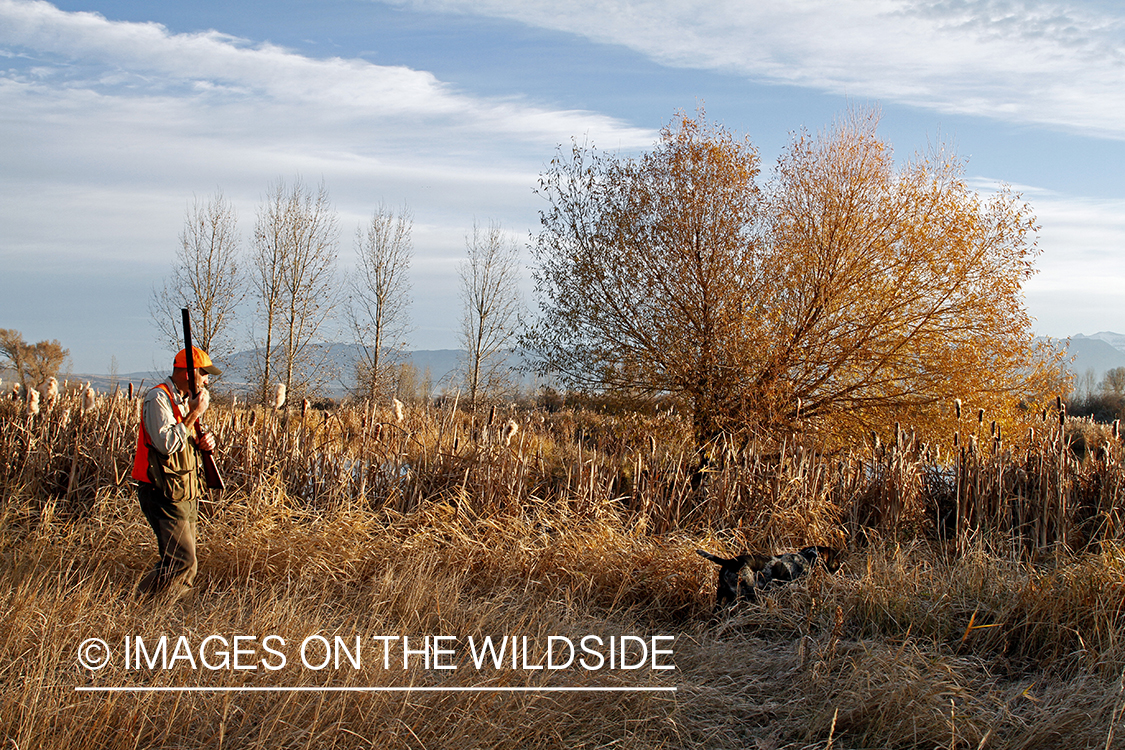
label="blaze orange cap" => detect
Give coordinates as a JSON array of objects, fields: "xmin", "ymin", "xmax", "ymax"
[{"xmin": 173, "ymin": 346, "xmax": 222, "ymax": 376}]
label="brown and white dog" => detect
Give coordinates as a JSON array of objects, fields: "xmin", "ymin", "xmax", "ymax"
[{"xmin": 697, "ymin": 546, "xmax": 844, "ymax": 607}]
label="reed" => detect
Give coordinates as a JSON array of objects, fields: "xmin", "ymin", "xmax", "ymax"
[{"xmin": 2, "ymin": 392, "xmax": 1124, "ymax": 748}]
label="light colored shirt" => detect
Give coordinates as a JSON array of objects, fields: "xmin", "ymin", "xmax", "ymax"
[{"xmin": 143, "ymin": 377, "xmax": 190, "ymax": 456}]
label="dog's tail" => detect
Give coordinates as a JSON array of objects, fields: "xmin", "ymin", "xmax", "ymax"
[{"xmin": 696, "ymin": 549, "xmax": 735, "ymax": 565}]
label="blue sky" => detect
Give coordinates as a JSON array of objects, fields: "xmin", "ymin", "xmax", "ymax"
[{"xmin": 1, "ymin": 0, "xmax": 1123, "ymax": 374}]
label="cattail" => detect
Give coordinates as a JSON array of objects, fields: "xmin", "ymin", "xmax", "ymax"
[
  {"xmin": 82, "ymin": 383, "xmax": 95, "ymax": 413},
  {"xmin": 302, "ymin": 398, "xmax": 310, "ymax": 417},
  {"xmin": 954, "ymin": 398, "xmax": 962, "ymax": 419},
  {"xmin": 503, "ymin": 418, "xmax": 519, "ymax": 446},
  {"xmin": 26, "ymin": 388, "xmax": 40, "ymax": 416},
  {"xmin": 274, "ymin": 383, "xmax": 286, "ymax": 410},
  {"xmin": 128, "ymin": 382, "xmax": 134, "ymax": 399},
  {"xmin": 977, "ymin": 408, "xmax": 984, "ymax": 425},
  {"xmin": 393, "ymin": 398, "xmax": 405, "ymax": 424},
  {"xmin": 43, "ymin": 377, "xmax": 59, "ymax": 410}
]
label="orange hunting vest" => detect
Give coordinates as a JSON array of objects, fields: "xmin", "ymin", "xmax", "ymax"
[{"xmin": 131, "ymin": 382, "xmax": 184, "ymax": 484}]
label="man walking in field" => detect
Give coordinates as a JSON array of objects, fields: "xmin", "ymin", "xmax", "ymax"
[{"xmin": 130, "ymin": 347, "xmax": 220, "ymax": 600}]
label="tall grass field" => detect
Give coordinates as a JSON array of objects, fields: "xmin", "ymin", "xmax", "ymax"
[{"xmin": 2, "ymin": 388, "xmax": 1124, "ymax": 749}]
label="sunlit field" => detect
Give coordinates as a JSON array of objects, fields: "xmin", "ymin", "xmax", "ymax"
[{"xmin": 3, "ymin": 388, "xmax": 1124, "ymax": 749}]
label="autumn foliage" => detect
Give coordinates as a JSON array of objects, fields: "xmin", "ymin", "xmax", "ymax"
[{"xmin": 526, "ymin": 109, "xmax": 1063, "ymax": 447}]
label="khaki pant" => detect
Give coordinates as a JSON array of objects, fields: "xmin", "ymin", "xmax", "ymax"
[{"xmin": 136, "ymin": 482, "xmax": 198, "ymax": 599}]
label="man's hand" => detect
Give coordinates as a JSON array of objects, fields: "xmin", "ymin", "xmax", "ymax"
[
  {"xmin": 196, "ymin": 429, "xmax": 217, "ymax": 452},
  {"xmin": 189, "ymin": 386, "xmax": 211, "ymax": 415},
  {"xmin": 184, "ymin": 386, "xmax": 211, "ymax": 430}
]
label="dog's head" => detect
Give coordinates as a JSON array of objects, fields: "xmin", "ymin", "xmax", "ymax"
[{"xmin": 802, "ymin": 545, "xmax": 846, "ymax": 574}]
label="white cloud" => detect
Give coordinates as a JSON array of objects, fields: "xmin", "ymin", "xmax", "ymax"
[
  {"xmin": 1027, "ymin": 195, "xmax": 1125, "ymax": 292},
  {"xmin": 0, "ymin": 0, "xmax": 654, "ymax": 148},
  {"xmin": 391, "ymin": 0, "xmax": 1125, "ymax": 140},
  {"xmin": 0, "ymin": 0, "xmax": 655, "ymax": 262}
]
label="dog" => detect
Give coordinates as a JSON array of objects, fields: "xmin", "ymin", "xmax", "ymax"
[{"xmin": 697, "ymin": 546, "xmax": 844, "ymax": 607}]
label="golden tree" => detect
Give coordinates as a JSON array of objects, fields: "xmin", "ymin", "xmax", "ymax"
[{"xmin": 525, "ymin": 109, "xmax": 1061, "ymax": 446}]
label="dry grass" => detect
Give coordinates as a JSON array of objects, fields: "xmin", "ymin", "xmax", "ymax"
[{"xmin": 2, "ymin": 392, "xmax": 1125, "ymax": 748}]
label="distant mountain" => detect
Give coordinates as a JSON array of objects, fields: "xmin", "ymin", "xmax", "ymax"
[
  {"xmin": 68, "ymin": 348, "xmax": 470, "ymax": 399},
  {"xmin": 1059, "ymin": 337, "xmax": 1125, "ymax": 381},
  {"xmin": 1033, "ymin": 332, "xmax": 1125, "ymax": 383},
  {"xmin": 1071, "ymin": 331, "xmax": 1125, "ymax": 354},
  {"xmin": 209, "ymin": 345, "xmax": 468, "ymax": 399}
]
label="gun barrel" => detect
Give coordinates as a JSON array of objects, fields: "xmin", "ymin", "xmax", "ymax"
[{"xmin": 180, "ymin": 307, "xmax": 224, "ymax": 491}]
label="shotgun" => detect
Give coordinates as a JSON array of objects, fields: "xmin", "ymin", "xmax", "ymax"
[{"xmin": 182, "ymin": 308, "xmax": 225, "ymax": 490}]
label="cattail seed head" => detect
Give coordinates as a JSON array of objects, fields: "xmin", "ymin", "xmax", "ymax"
[
  {"xmin": 43, "ymin": 377, "xmax": 59, "ymax": 409},
  {"xmin": 954, "ymin": 398, "xmax": 962, "ymax": 419},
  {"xmin": 393, "ymin": 398, "xmax": 405, "ymax": 424},
  {"xmin": 302, "ymin": 398, "xmax": 310, "ymax": 416},
  {"xmin": 274, "ymin": 383, "xmax": 286, "ymax": 410},
  {"xmin": 503, "ymin": 418, "xmax": 519, "ymax": 446},
  {"xmin": 26, "ymin": 388, "xmax": 40, "ymax": 416},
  {"xmin": 82, "ymin": 384, "xmax": 95, "ymax": 413}
]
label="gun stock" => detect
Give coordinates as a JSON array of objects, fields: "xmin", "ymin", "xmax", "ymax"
[{"xmin": 182, "ymin": 308, "xmax": 225, "ymax": 491}]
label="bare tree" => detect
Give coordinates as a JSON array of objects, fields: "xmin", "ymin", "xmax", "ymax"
[
  {"xmin": 459, "ymin": 220, "xmax": 522, "ymax": 408},
  {"xmin": 150, "ymin": 190, "xmax": 243, "ymax": 365},
  {"xmin": 249, "ymin": 183, "xmax": 287, "ymax": 404},
  {"xmin": 249, "ymin": 177, "xmax": 339, "ymax": 403},
  {"xmin": 1076, "ymin": 368, "xmax": 1098, "ymax": 400},
  {"xmin": 346, "ymin": 203, "xmax": 413, "ymax": 401},
  {"xmin": 1102, "ymin": 367, "xmax": 1125, "ymax": 397}
]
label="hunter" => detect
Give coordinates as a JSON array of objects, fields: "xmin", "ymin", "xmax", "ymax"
[{"xmin": 131, "ymin": 346, "xmax": 220, "ymax": 600}]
